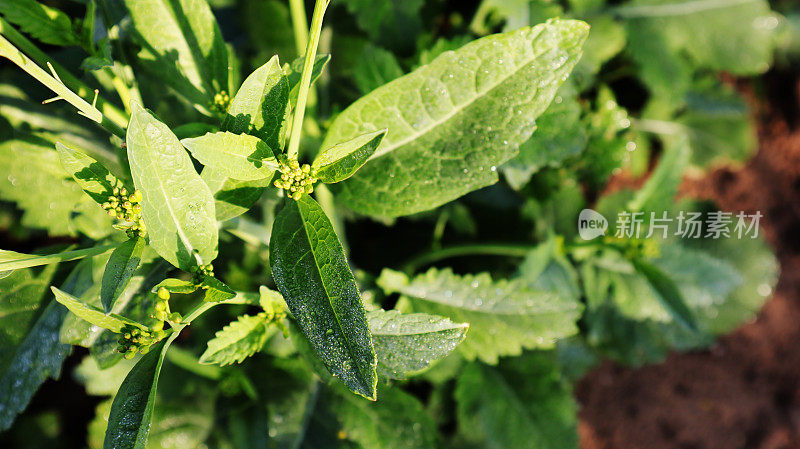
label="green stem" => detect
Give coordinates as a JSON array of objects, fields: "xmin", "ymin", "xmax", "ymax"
[
  {"xmin": 287, "ymin": 0, "xmax": 329, "ymax": 160},
  {"xmin": 0, "ymin": 244, "xmax": 119, "ymax": 271},
  {"xmin": 402, "ymin": 244, "xmax": 534, "ymax": 274},
  {"xmin": 0, "ymin": 33, "xmax": 127, "ymax": 139},
  {"xmin": 288, "ymin": 0, "xmax": 309, "ymax": 54},
  {"xmin": 0, "ymin": 17, "xmax": 129, "ymax": 132}
]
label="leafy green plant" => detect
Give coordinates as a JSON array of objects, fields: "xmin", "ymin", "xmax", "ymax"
[{"xmin": 0, "ymin": 0, "xmax": 786, "ymax": 448}]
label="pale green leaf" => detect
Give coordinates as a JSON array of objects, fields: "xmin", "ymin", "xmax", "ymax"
[
  {"xmin": 0, "ymin": 0, "xmax": 79, "ymax": 46},
  {"xmin": 127, "ymin": 103, "xmax": 218, "ymax": 270},
  {"xmin": 378, "ymin": 268, "xmax": 582, "ymax": 364},
  {"xmin": 101, "ymin": 237, "xmax": 146, "ymax": 312},
  {"xmin": 0, "ymin": 244, "xmax": 117, "ymax": 272},
  {"xmin": 628, "ymin": 137, "xmax": 690, "ymax": 214},
  {"xmin": 182, "ymin": 132, "xmax": 278, "ymax": 181},
  {"xmin": 151, "ymin": 278, "xmax": 198, "ymax": 295},
  {"xmin": 455, "ymin": 354, "xmax": 578, "ymax": 449},
  {"xmin": 270, "ymin": 195, "xmax": 377, "ymax": 399},
  {"xmin": 51, "ymin": 286, "xmax": 147, "ymax": 333},
  {"xmin": 199, "ymin": 276, "xmax": 236, "ymax": 302},
  {"xmin": 312, "ymin": 130, "xmax": 387, "ymax": 184},
  {"xmin": 56, "ymin": 141, "xmax": 120, "ymax": 205},
  {"xmin": 224, "ymin": 55, "xmax": 289, "ymax": 150},
  {"xmin": 201, "ymin": 169, "xmax": 271, "ymax": 222},
  {"xmin": 324, "ymin": 19, "xmax": 589, "ymax": 217},
  {"xmin": 367, "ymin": 309, "xmax": 468, "ymax": 379},
  {"xmin": 200, "ymin": 313, "xmax": 273, "ymax": 366}
]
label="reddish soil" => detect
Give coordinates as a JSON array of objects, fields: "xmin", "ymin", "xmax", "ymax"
[{"xmin": 577, "ymin": 73, "xmax": 800, "ymax": 449}]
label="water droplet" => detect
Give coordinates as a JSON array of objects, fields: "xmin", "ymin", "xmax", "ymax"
[
  {"xmin": 626, "ymin": 141, "xmax": 637, "ymax": 152},
  {"xmin": 490, "ymin": 166, "xmax": 497, "ymax": 172}
]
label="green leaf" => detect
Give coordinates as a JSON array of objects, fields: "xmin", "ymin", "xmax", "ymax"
[
  {"xmin": 378, "ymin": 268, "xmax": 582, "ymax": 364},
  {"xmin": 0, "ymin": 139, "xmax": 111, "ymax": 237},
  {"xmin": 333, "ymin": 384, "xmax": 438, "ymax": 449},
  {"xmin": 201, "ymin": 169, "xmax": 272, "ymax": 222},
  {"xmin": 285, "ymin": 54, "xmax": 331, "ymax": 106},
  {"xmin": 199, "ymin": 276, "xmax": 236, "ymax": 302},
  {"xmin": 632, "ymin": 258, "xmax": 699, "ymax": 331},
  {"xmin": 56, "ymin": 142, "xmax": 119, "ymax": 205},
  {"xmin": 182, "ymin": 132, "xmax": 279, "ymax": 181},
  {"xmin": 324, "ymin": 19, "xmax": 589, "ymax": 217},
  {"xmin": 151, "ymin": 278, "xmax": 198, "ymax": 295},
  {"xmin": 0, "ymin": 244, "xmax": 116, "ymax": 272},
  {"xmin": 367, "ymin": 309, "xmax": 468, "ymax": 379},
  {"xmin": 270, "ymin": 195, "xmax": 377, "ymax": 399},
  {"xmin": 0, "ymin": 300, "xmax": 70, "ymax": 431},
  {"xmin": 224, "ymin": 55, "xmax": 289, "ymax": 150},
  {"xmin": 0, "ymin": 0, "xmax": 79, "ymax": 46},
  {"xmin": 103, "ymin": 337, "xmax": 172, "ymax": 449},
  {"xmin": 627, "ymin": 137, "xmax": 690, "ymax": 214},
  {"xmin": 624, "ymin": 0, "xmax": 777, "ymax": 96},
  {"xmin": 127, "ymin": 103, "xmax": 218, "ymax": 271},
  {"xmin": 0, "ymin": 266, "xmax": 56, "ymax": 375},
  {"xmin": 340, "ymin": 0, "xmax": 423, "ymax": 51},
  {"xmin": 51, "ymin": 286, "xmax": 147, "ymax": 333},
  {"xmin": 121, "ymin": 0, "xmax": 229, "ymax": 103},
  {"xmin": 352, "ymin": 43, "xmax": 404, "ymax": 95},
  {"xmin": 199, "ymin": 313, "xmax": 273, "ymax": 366},
  {"xmin": 455, "ymin": 354, "xmax": 578, "ymax": 449},
  {"xmin": 502, "ymin": 83, "xmax": 586, "ymax": 189},
  {"xmin": 312, "ymin": 130, "xmax": 387, "ymax": 184},
  {"xmin": 101, "ymin": 237, "xmax": 146, "ymax": 312}
]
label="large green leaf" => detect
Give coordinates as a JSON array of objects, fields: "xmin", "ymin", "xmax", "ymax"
[
  {"xmin": 101, "ymin": 237, "xmax": 146, "ymax": 312},
  {"xmin": 270, "ymin": 195, "xmax": 377, "ymax": 399},
  {"xmin": 182, "ymin": 132, "xmax": 279, "ymax": 181},
  {"xmin": 378, "ymin": 268, "xmax": 582, "ymax": 364},
  {"xmin": 127, "ymin": 103, "xmax": 218, "ymax": 270},
  {"xmin": 324, "ymin": 19, "xmax": 588, "ymax": 217},
  {"xmin": 455, "ymin": 353, "xmax": 578, "ymax": 449},
  {"xmin": 0, "ymin": 0, "xmax": 79, "ymax": 46},
  {"xmin": 367, "ymin": 309, "xmax": 468, "ymax": 379},
  {"xmin": 340, "ymin": 0, "xmax": 423, "ymax": 51},
  {"xmin": 103, "ymin": 337, "xmax": 173, "ymax": 449},
  {"xmin": 121, "ymin": 0, "xmax": 229, "ymax": 104},
  {"xmin": 200, "ymin": 313, "xmax": 274, "ymax": 366}
]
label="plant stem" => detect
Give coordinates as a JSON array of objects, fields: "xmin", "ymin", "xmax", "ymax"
[
  {"xmin": 0, "ymin": 34, "xmax": 127, "ymax": 139},
  {"xmin": 402, "ymin": 244, "xmax": 534, "ymax": 274},
  {"xmin": 288, "ymin": 0, "xmax": 309, "ymax": 54},
  {"xmin": 0, "ymin": 17, "xmax": 129, "ymax": 131},
  {"xmin": 287, "ymin": 0, "xmax": 329, "ymax": 160},
  {"xmin": 0, "ymin": 244, "xmax": 119, "ymax": 271}
]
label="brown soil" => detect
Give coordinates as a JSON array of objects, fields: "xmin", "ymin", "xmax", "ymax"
[{"xmin": 577, "ymin": 73, "xmax": 800, "ymax": 449}]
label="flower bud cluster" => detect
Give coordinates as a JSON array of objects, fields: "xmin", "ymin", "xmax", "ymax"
[
  {"xmin": 117, "ymin": 324, "xmax": 166, "ymax": 359},
  {"xmin": 274, "ymin": 160, "xmax": 318, "ymax": 200},
  {"xmin": 101, "ymin": 175, "xmax": 145, "ymax": 237},
  {"xmin": 212, "ymin": 91, "xmax": 231, "ymax": 113},
  {"xmin": 603, "ymin": 235, "xmax": 661, "ymax": 260},
  {"xmin": 154, "ymin": 287, "xmax": 182, "ymax": 324}
]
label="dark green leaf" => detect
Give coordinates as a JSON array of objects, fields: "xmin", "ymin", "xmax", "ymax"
[
  {"xmin": 312, "ymin": 130, "xmax": 387, "ymax": 184},
  {"xmin": 270, "ymin": 195, "xmax": 377, "ymax": 399},
  {"xmin": 103, "ymin": 338, "xmax": 172, "ymax": 449},
  {"xmin": 101, "ymin": 237, "xmax": 146, "ymax": 312},
  {"xmin": 0, "ymin": 0, "xmax": 79, "ymax": 46},
  {"xmin": 126, "ymin": 103, "xmax": 218, "ymax": 271},
  {"xmin": 632, "ymin": 258, "xmax": 699, "ymax": 332}
]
